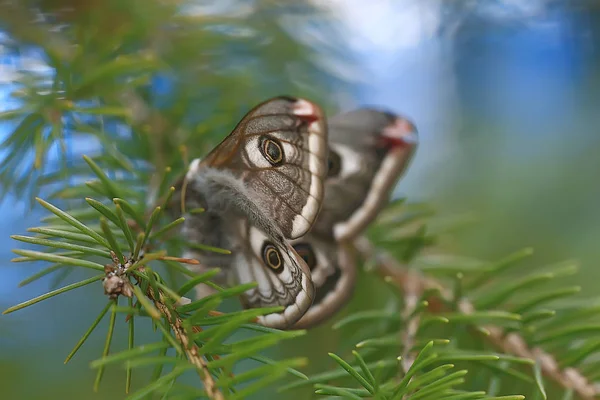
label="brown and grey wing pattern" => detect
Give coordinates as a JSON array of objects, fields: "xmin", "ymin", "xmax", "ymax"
[
  {"xmin": 315, "ymin": 108, "xmax": 418, "ymax": 241},
  {"xmin": 290, "ymin": 109, "xmax": 418, "ymax": 328},
  {"xmin": 232, "ymin": 219, "xmax": 315, "ymax": 329},
  {"xmin": 203, "ymin": 96, "xmax": 328, "ymax": 240},
  {"xmin": 178, "ymin": 96, "xmax": 327, "ymax": 329},
  {"xmin": 177, "ymin": 100, "xmax": 418, "ymax": 330},
  {"xmin": 290, "ymin": 235, "xmax": 356, "ymax": 329}
]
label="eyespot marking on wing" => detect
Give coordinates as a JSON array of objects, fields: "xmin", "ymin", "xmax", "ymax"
[
  {"xmin": 327, "ymin": 150, "xmax": 342, "ymax": 178},
  {"xmin": 262, "ymin": 242, "xmax": 283, "ymax": 274},
  {"xmin": 329, "ymin": 143, "xmax": 362, "ymax": 179},
  {"xmin": 235, "ymin": 224, "xmax": 315, "ymax": 329},
  {"xmin": 259, "ymin": 136, "xmax": 285, "ymax": 166},
  {"xmin": 292, "ymin": 242, "xmax": 317, "ymax": 271}
]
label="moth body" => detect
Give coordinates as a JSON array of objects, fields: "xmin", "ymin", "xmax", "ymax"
[
  {"xmin": 177, "ymin": 96, "xmax": 326, "ymax": 328},
  {"xmin": 175, "ymin": 97, "xmax": 418, "ymax": 329}
]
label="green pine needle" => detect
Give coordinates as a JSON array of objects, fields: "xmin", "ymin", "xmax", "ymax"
[
  {"xmin": 27, "ymin": 227, "xmax": 100, "ymax": 245},
  {"xmin": 466, "ymin": 248, "xmax": 534, "ymax": 290},
  {"xmin": 513, "ymin": 286, "xmax": 582, "ymax": 315},
  {"xmin": 126, "ymin": 356, "xmax": 188, "ymax": 369},
  {"xmin": 150, "ymin": 336, "xmax": 171, "ymax": 386},
  {"xmin": 333, "ymin": 310, "xmax": 402, "ymax": 329},
  {"xmin": 91, "ymin": 342, "xmax": 171, "ymax": 369},
  {"xmin": 125, "ymin": 366, "xmax": 193, "ymax": 400},
  {"xmin": 441, "ymin": 311, "xmax": 522, "ymax": 325},
  {"xmin": 278, "ymin": 360, "xmax": 398, "ymax": 392},
  {"xmin": 217, "ymin": 358, "xmax": 306, "ymax": 388},
  {"xmin": 142, "ymin": 206, "xmax": 162, "ymax": 249},
  {"xmin": 83, "ymin": 155, "xmax": 121, "ymax": 199},
  {"xmin": 35, "ymin": 197, "xmax": 110, "ymax": 248},
  {"xmin": 206, "ymin": 335, "xmax": 294, "ymax": 369},
  {"xmin": 178, "ymin": 282, "xmax": 257, "ymax": 314},
  {"xmin": 115, "ymin": 203, "xmax": 135, "ymax": 252},
  {"xmin": 85, "ymin": 197, "xmax": 122, "ymax": 228},
  {"xmin": 100, "ymin": 217, "xmax": 126, "ymax": 263},
  {"xmin": 133, "ymin": 232, "xmax": 145, "ymax": 260},
  {"xmin": 3, "ymin": 275, "xmax": 104, "ymax": 315},
  {"xmin": 328, "ymin": 352, "xmax": 375, "ymax": 394},
  {"xmin": 474, "ymin": 273, "xmax": 556, "ymax": 310},
  {"xmin": 18, "ymin": 263, "xmax": 65, "ymax": 287},
  {"xmin": 533, "ymin": 360, "xmax": 547, "ymax": 400},
  {"xmin": 199, "ymin": 307, "xmax": 286, "ymax": 355},
  {"xmin": 177, "ymin": 268, "xmax": 221, "ymax": 296},
  {"xmin": 65, "ymin": 301, "xmax": 113, "ymax": 364},
  {"xmin": 186, "ymin": 241, "xmax": 232, "ymax": 255},
  {"xmin": 10, "ymin": 249, "xmax": 105, "ymax": 271},
  {"xmin": 114, "ymin": 198, "xmax": 147, "ymax": 231},
  {"xmin": 131, "ymin": 285, "xmax": 161, "ymax": 320},
  {"xmin": 150, "ymin": 218, "xmax": 186, "ymax": 241},
  {"xmin": 352, "ymin": 350, "xmax": 378, "ymax": 391},
  {"xmin": 155, "ymin": 322, "xmax": 184, "ymax": 355},
  {"xmin": 314, "ymin": 384, "xmax": 364, "ymax": 399},
  {"xmin": 94, "ymin": 300, "xmax": 118, "ymax": 392},
  {"xmin": 126, "ymin": 297, "xmax": 135, "ymax": 394},
  {"xmin": 11, "ymin": 235, "xmax": 111, "ymax": 258},
  {"xmin": 251, "ymin": 355, "xmax": 309, "ymax": 380}
]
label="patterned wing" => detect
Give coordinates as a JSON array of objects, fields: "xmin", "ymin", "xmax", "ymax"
[
  {"xmin": 288, "ymin": 109, "xmax": 418, "ymax": 328},
  {"xmin": 175, "ymin": 97, "xmax": 326, "ymax": 328},
  {"xmin": 232, "ymin": 219, "xmax": 315, "ymax": 329},
  {"xmin": 313, "ymin": 108, "xmax": 418, "ymax": 241},
  {"xmin": 290, "ymin": 235, "xmax": 356, "ymax": 329},
  {"xmin": 202, "ymin": 96, "xmax": 328, "ymax": 240}
]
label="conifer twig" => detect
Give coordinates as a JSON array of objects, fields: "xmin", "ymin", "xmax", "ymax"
[
  {"xmin": 148, "ymin": 289, "xmax": 224, "ymax": 400},
  {"xmin": 399, "ymin": 270, "xmax": 421, "ymax": 373},
  {"xmin": 352, "ymin": 235, "xmax": 599, "ymax": 400}
]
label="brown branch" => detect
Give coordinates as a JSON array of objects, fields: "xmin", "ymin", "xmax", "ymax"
[
  {"xmin": 105, "ymin": 257, "xmax": 219, "ymax": 397},
  {"xmin": 150, "ymin": 291, "xmax": 224, "ymax": 400},
  {"xmin": 352, "ymin": 236, "xmax": 599, "ymax": 400},
  {"xmin": 399, "ymin": 271, "xmax": 422, "ymax": 373}
]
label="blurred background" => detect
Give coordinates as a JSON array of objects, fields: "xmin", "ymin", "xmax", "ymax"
[{"xmin": 1, "ymin": 0, "xmax": 600, "ymax": 399}]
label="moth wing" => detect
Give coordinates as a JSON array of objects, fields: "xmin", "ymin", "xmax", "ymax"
[
  {"xmin": 202, "ymin": 96, "xmax": 328, "ymax": 240},
  {"xmin": 314, "ymin": 109, "xmax": 418, "ymax": 241},
  {"xmin": 290, "ymin": 235, "xmax": 356, "ymax": 329},
  {"xmin": 232, "ymin": 219, "xmax": 315, "ymax": 329}
]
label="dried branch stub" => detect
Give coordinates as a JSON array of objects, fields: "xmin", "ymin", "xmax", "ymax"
[{"xmin": 102, "ymin": 257, "xmax": 134, "ymax": 300}]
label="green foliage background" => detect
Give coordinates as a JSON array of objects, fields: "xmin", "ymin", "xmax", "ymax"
[{"xmin": 1, "ymin": 1, "xmax": 600, "ymax": 400}]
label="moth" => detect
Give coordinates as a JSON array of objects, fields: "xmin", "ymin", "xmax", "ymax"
[
  {"xmin": 177, "ymin": 96, "xmax": 328, "ymax": 329},
  {"xmin": 290, "ymin": 108, "xmax": 418, "ymax": 328},
  {"xmin": 176, "ymin": 97, "xmax": 418, "ymax": 329}
]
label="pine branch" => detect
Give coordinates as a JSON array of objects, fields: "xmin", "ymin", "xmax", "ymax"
[
  {"xmin": 4, "ymin": 189, "xmax": 311, "ymax": 397},
  {"xmin": 148, "ymin": 288, "xmax": 224, "ymax": 400},
  {"xmin": 399, "ymin": 270, "xmax": 422, "ymax": 374},
  {"xmin": 353, "ymin": 235, "xmax": 599, "ymax": 399}
]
